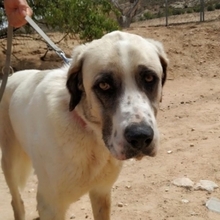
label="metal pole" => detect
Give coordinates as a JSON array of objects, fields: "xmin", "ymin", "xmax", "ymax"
[
  {"xmin": 200, "ymin": 0, "xmax": 202, "ymax": 21},
  {"xmin": 200, "ymin": 0, "xmax": 205, "ymax": 22},
  {"xmin": 202, "ymin": 0, "xmax": 205, "ymax": 21},
  {"xmin": 165, "ymin": 0, "xmax": 168, "ymax": 26}
]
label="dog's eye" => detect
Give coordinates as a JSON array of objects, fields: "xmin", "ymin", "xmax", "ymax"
[
  {"xmin": 99, "ymin": 82, "xmax": 111, "ymax": 91},
  {"xmin": 145, "ymin": 75, "xmax": 154, "ymax": 83}
]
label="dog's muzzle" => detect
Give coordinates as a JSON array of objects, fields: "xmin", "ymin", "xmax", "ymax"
[
  {"xmin": 124, "ymin": 123, "xmax": 154, "ymax": 150},
  {"xmin": 123, "ymin": 122, "xmax": 155, "ymax": 159}
]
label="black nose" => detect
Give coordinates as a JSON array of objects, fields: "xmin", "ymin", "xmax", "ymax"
[{"xmin": 124, "ymin": 123, "xmax": 154, "ymax": 150}]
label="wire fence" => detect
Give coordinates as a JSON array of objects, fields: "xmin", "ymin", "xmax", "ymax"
[
  {"xmin": 143, "ymin": 10, "xmax": 220, "ymax": 27},
  {"xmin": 137, "ymin": 0, "xmax": 220, "ymax": 26}
]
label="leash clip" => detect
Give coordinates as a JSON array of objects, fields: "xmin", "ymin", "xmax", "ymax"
[
  {"xmin": 25, "ymin": 15, "xmax": 71, "ymax": 65},
  {"xmin": 56, "ymin": 51, "xmax": 72, "ymax": 65},
  {"xmin": 2, "ymin": 66, "xmax": 14, "ymax": 76}
]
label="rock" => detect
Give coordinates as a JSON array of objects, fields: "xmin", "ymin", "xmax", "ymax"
[
  {"xmin": 117, "ymin": 202, "xmax": 124, "ymax": 207},
  {"xmin": 206, "ymin": 197, "xmax": 220, "ymax": 213},
  {"xmin": 190, "ymin": 212, "xmax": 198, "ymax": 216},
  {"xmin": 172, "ymin": 177, "xmax": 194, "ymax": 188},
  {"xmin": 167, "ymin": 150, "xmax": 172, "ymax": 154},
  {"xmin": 181, "ymin": 199, "xmax": 189, "ymax": 203},
  {"xmin": 194, "ymin": 180, "xmax": 218, "ymax": 193}
]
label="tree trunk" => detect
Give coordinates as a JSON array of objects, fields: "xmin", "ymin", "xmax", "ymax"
[
  {"xmin": 111, "ymin": 0, "xmax": 140, "ymax": 28},
  {"xmin": 117, "ymin": 15, "xmax": 132, "ymax": 28}
]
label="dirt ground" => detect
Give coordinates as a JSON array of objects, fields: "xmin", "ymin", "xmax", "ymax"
[{"xmin": 0, "ymin": 13, "xmax": 220, "ymax": 220}]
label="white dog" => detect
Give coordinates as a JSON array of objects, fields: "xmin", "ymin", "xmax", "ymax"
[{"xmin": 0, "ymin": 31, "xmax": 168, "ymax": 220}]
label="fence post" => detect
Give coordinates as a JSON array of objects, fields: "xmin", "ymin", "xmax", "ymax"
[
  {"xmin": 165, "ymin": 0, "xmax": 168, "ymax": 26},
  {"xmin": 200, "ymin": 0, "xmax": 205, "ymax": 22}
]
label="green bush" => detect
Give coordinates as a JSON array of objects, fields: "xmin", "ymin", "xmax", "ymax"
[
  {"xmin": 186, "ymin": 8, "xmax": 194, "ymax": 14},
  {"xmin": 143, "ymin": 11, "xmax": 155, "ymax": 20},
  {"xmin": 156, "ymin": 10, "xmax": 165, "ymax": 18},
  {"xmin": 215, "ymin": 3, "xmax": 220, "ymax": 9},
  {"xmin": 193, "ymin": 6, "xmax": 201, "ymax": 13},
  {"xmin": 207, "ymin": 4, "xmax": 215, "ymax": 11},
  {"xmin": 29, "ymin": 0, "xmax": 120, "ymax": 42},
  {"xmin": 165, "ymin": 8, "xmax": 174, "ymax": 16},
  {"xmin": 172, "ymin": 8, "xmax": 185, "ymax": 15},
  {"xmin": 139, "ymin": 16, "xmax": 145, "ymax": 21}
]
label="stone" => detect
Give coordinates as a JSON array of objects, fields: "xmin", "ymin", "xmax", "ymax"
[
  {"xmin": 117, "ymin": 202, "xmax": 124, "ymax": 207},
  {"xmin": 194, "ymin": 180, "xmax": 218, "ymax": 193},
  {"xmin": 172, "ymin": 177, "xmax": 194, "ymax": 188},
  {"xmin": 206, "ymin": 197, "xmax": 220, "ymax": 214},
  {"xmin": 181, "ymin": 199, "xmax": 189, "ymax": 203}
]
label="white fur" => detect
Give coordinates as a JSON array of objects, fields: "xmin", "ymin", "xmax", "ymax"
[{"xmin": 0, "ymin": 31, "xmax": 168, "ymax": 220}]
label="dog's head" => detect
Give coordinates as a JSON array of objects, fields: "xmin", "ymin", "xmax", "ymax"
[{"xmin": 66, "ymin": 31, "xmax": 168, "ymax": 160}]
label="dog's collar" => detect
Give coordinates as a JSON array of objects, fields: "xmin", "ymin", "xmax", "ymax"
[{"xmin": 72, "ymin": 110, "xmax": 87, "ymax": 128}]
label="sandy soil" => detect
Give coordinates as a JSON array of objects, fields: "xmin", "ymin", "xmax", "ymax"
[{"xmin": 0, "ymin": 13, "xmax": 220, "ymax": 220}]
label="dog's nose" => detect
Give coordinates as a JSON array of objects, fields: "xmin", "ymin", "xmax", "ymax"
[{"xmin": 124, "ymin": 123, "xmax": 154, "ymax": 150}]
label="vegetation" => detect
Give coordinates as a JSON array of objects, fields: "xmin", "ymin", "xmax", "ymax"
[
  {"xmin": 138, "ymin": 0, "xmax": 220, "ymax": 22},
  {"xmin": 207, "ymin": 4, "xmax": 215, "ymax": 11},
  {"xmin": 0, "ymin": 2, "xmax": 5, "ymax": 27},
  {"xmin": 193, "ymin": 6, "xmax": 201, "ymax": 13},
  {"xmin": 186, "ymin": 8, "xmax": 194, "ymax": 14},
  {"xmin": 171, "ymin": 8, "xmax": 185, "ymax": 15},
  {"xmin": 0, "ymin": 8, "xmax": 4, "ymax": 26},
  {"xmin": 1, "ymin": 0, "xmax": 220, "ymax": 39},
  {"xmin": 215, "ymin": 3, "xmax": 220, "ymax": 9},
  {"xmin": 143, "ymin": 11, "xmax": 155, "ymax": 20},
  {"xmin": 28, "ymin": 0, "xmax": 120, "ymax": 42}
]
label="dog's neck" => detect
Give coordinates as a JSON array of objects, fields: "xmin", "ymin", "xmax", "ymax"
[{"xmin": 72, "ymin": 110, "xmax": 87, "ymax": 128}]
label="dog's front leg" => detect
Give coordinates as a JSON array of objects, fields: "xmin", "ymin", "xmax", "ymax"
[
  {"xmin": 36, "ymin": 182, "xmax": 68, "ymax": 220},
  {"xmin": 89, "ymin": 187, "xmax": 111, "ymax": 220}
]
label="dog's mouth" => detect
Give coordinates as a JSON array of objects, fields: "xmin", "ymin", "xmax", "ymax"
[
  {"xmin": 125, "ymin": 147, "xmax": 157, "ymax": 160},
  {"xmin": 109, "ymin": 145, "xmax": 157, "ymax": 161},
  {"xmin": 135, "ymin": 149, "xmax": 157, "ymax": 160}
]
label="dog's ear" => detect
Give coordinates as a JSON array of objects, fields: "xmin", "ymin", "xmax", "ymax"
[
  {"xmin": 159, "ymin": 55, "xmax": 168, "ymax": 87},
  {"xmin": 147, "ymin": 39, "xmax": 168, "ymax": 102},
  {"xmin": 147, "ymin": 39, "xmax": 168, "ymax": 87},
  {"xmin": 66, "ymin": 44, "xmax": 86, "ymax": 111}
]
